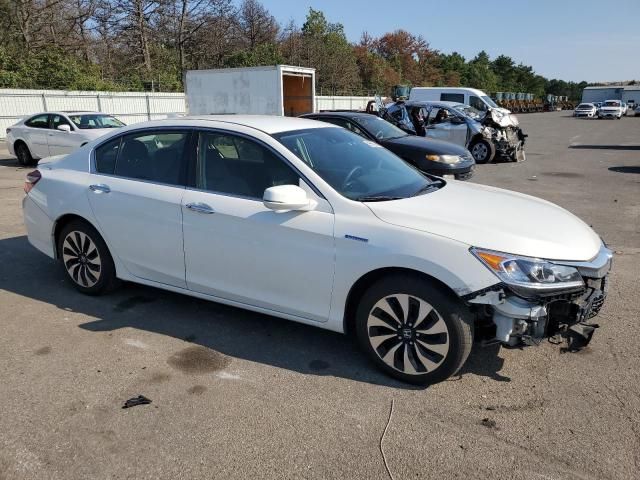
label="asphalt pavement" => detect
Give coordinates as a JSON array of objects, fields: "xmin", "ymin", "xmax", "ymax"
[{"xmin": 0, "ymin": 112, "xmax": 638, "ymax": 479}]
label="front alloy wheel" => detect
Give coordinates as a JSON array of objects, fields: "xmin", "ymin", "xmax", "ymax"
[
  {"xmin": 367, "ymin": 294, "xmax": 450, "ymax": 374},
  {"xmin": 356, "ymin": 275, "xmax": 473, "ymax": 385}
]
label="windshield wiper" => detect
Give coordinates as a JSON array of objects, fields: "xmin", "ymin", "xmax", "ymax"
[
  {"xmin": 412, "ymin": 180, "xmax": 444, "ymax": 196},
  {"xmin": 356, "ymin": 195, "xmax": 404, "ymax": 202}
]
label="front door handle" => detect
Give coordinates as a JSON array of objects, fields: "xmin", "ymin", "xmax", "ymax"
[
  {"xmin": 185, "ymin": 202, "xmax": 215, "ymax": 214},
  {"xmin": 89, "ymin": 184, "xmax": 111, "ymax": 194}
]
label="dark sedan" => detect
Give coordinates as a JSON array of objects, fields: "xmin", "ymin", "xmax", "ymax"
[{"xmin": 301, "ymin": 112, "xmax": 475, "ymax": 180}]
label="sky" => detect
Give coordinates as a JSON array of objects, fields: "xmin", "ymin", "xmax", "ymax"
[{"xmin": 258, "ymin": 0, "xmax": 640, "ymax": 83}]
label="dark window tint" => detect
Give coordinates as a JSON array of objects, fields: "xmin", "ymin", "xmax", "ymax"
[
  {"xmin": 440, "ymin": 93, "xmax": 465, "ymax": 103},
  {"xmin": 112, "ymin": 131, "xmax": 188, "ymax": 185},
  {"xmin": 51, "ymin": 114, "xmax": 72, "ymax": 130},
  {"xmin": 197, "ymin": 132, "xmax": 299, "ymax": 198},
  {"xmin": 95, "ymin": 137, "xmax": 121, "ymax": 174},
  {"xmin": 25, "ymin": 114, "xmax": 50, "ymax": 129}
]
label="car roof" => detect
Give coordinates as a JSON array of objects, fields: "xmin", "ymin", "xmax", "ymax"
[
  {"xmin": 121, "ymin": 115, "xmax": 333, "ymax": 135},
  {"xmin": 304, "ymin": 111, "xmax": 373, "ymax": 120},
  {"xmin": 25, "ymin": 111, "xmax": 101, "ymax": 116}
]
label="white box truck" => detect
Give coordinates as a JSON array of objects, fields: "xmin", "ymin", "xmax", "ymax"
[{"xmin": 185, "ymin": 65, "xmax": 316, "ymax": 117}]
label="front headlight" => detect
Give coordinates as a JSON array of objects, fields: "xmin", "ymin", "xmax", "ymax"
[
  {"xmin": 425, "ymin": 154, "xmax": 461, "ymax": 164},
  {"xmin": 471, "ymin": 247, "xmax": 584, "ymax": 295}
]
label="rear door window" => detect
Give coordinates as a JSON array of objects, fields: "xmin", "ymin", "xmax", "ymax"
[
  {"xmin": 94, "ymin": 131, "xmax": 190, "ymax": 185},
  {"xmin": 25, "ymin": 114, "xmax": 50, "ymax": 129},
  {"xmin": 94, "ymin": 137, "xmax": 121, "ymax": 174},
  {"xmin": 115, "ymin": 131, "xmax": 189, "ymax": 185}
]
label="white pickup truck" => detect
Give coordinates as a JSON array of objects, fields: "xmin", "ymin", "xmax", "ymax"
[{"xmin": 598, "ymin": 100, "xmax": 623, "ymax": 119}]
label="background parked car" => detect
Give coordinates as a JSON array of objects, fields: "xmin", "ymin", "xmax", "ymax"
[
  {"xmin": 635, "ymin": 104, "xmax": 640, "ymax": 117},
  {"xmin": 301, "ymin": 112, "xmax": 475, "ymax": 180},
  {"xmin": 6, "ymin": 111, "xmax": 125, "ymax": 165},
  {"xmin": 573, "ymin": 103, "xmax": 598, "ymax": 118},
  {"xmin": 598, "ymin": 100, "xmax": 623, "ymax": 119},
  {"xmin": 405, "ymin": 101, "xmax": 526, "ymax": 163}
]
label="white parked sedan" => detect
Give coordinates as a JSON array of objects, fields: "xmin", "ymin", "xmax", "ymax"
[
  {"xmin": 573, "ymin": 103, "xmax": 597, "ymax": 118},
  {"xmin": 7, "ymin": 111, "xmax": 125, "ymax": 165},
  {"xmin": 22, "ymin": 116, "xmax": 612, "ymax": 384}
]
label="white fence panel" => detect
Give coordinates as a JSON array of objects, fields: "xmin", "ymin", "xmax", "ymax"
[
  {"xmin": 316, "ymin": 96, "xmax": 371, "ymax": 111},
  {"xmin": 0, "ymin": 89, "xmax": 371, "ymax": 139}
]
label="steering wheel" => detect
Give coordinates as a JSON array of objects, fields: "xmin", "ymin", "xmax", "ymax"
[
  {"xmin": 342, "ymin": 166, "xmax": 365, "ymax": 190},
  {"xmin": 375, "ymin": 130, "xmax": 384, "ymax": 140}
]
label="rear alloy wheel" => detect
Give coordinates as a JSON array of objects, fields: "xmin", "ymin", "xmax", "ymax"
[
  {"xmin": 15, "ymin": 143, "xmax": 34, "ymax": 166},
  {"xmin": 356, "ymin": 275, "xmax": 473, "ymax": 385},
  {"xmin": 58, "ymin": 220, "xmax": 117, "ymax": 295},
  {"xmin": 469, "ymin": 139, "xmax": 495, "ymax": 164}
]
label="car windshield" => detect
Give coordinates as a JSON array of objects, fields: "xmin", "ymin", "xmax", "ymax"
[
  {"xmin": 577, "ymin": 104, "xmax": 592, "ymax": 109},
  {"xmin": 354, "ymin": 115, "xmax": 407, "ymax": 141},
  {"xmin": 604, "ymin": 101, "xmax": 620, "ymax": 107},
  {"xmin": 481, "ymin": 95, "xmax": 498, "ymax": 108},
  {"xmin": 274, "ymin": 127, "xmax": 433, "ymax": 201},
  {"xmin": 68, "ymin": 114, "xmax": 125, "ymax": 129},
  {"xmin": 451, "ymin": 104, "xmax": 482, "ymax": 119}
]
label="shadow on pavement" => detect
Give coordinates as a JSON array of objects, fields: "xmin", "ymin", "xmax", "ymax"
[
  {"xmin": 569, "ymin": 144, "xmax": 640, "ymax": 150},
  {"xmin": 608, "ymin": 166, "xmax": 640, "ymax": 174},
  {"xmin": 0, "ymin": 157, "xmax": 21, "ymax": 168},
  {"xmin": 0, "ymin": 235, "xmax": 510, "ymax": 388}
]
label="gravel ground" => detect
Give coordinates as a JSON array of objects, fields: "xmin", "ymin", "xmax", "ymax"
[{"xmin": 0, "ymin": 112, "xmax": 638, "ymax": 480}]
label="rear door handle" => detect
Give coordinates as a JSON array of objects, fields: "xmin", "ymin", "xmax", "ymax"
[
  {"xmin": 185, "ymin": 202, "xmax": 215, "ymax": 214},
  {"xmin": 89, "ymin": 184, "xmax": 111, "ymax": 194}
]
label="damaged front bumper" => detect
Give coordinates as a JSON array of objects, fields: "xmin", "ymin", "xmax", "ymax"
[
  {"xmin": 486, "ymin": 126, "xmax": 527, "ymax": 161},
  {"xmin": 467, "ymin": 245, "xmax": 612, "ymax": 350}
]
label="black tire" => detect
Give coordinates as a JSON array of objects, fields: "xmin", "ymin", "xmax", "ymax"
[
  {"xmin": 355, "ymin": 274, "xmax": 474, "ymax": 385},
  {"xmin": 469, "ymin": 139, "xmax": 496, "ymax": 164},
  {"xmin": 57, "ymin": 220, "xmax": 118, "ymax": 295},
  {"xmin": 15, "ymin": 142, "xmax": 35, "ymax": 166}
]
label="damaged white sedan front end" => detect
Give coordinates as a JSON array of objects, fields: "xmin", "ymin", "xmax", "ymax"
[{"xmin": 467, "ymin": 245, "xmax": 612, "ymax": 350}]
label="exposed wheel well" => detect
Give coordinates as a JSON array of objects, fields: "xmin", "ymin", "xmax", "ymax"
[
  {"xmin": 343, "ymin": 267, "xmax": 461, "ymax": 336},
  {"xmin": 53, "ymin": 214, "xmax": 98, "ymax": 259}
]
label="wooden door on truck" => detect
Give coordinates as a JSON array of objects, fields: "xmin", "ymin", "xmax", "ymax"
[{"xmin": 283, "ymin": 74, "xmax": 313, "ymax": 116}]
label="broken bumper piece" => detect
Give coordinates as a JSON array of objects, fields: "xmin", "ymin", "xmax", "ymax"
[{"xmin": 468, "ymin": 246, "xmax": 612, "ymax": 350}]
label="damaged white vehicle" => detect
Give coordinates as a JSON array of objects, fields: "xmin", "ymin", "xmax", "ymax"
[
  {"xmin": 386, "ymin": 100, "xmax": 527, "ymax": 163},
  {"xmin": 22, "ymin": 116, "xmax": 611, "ymax": 385}
]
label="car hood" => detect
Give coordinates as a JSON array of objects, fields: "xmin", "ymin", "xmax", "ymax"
[
  {"xmin": 366, "ymin": 181, "xmax": 602, "ymax": 261},
  {"xmin": 385, "ymin": 135, "xmax": 470, "ymax": 156},
  {"xmin": 77, "ymin": 128, "xmax": 119, "ymax": 140}
]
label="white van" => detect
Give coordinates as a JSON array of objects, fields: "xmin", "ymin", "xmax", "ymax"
[{"xmin": 409, "ymin": 87, "xmax": 510, "ymax": 114}]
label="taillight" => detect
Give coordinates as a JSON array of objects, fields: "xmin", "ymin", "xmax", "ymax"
[{"xmin": 24, "ymin": 170, "xmax": 41, "ymax": 194}]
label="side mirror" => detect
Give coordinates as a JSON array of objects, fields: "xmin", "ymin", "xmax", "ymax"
[
  {"xmin": 57, "ymin": 124, "xmax": 71, "ymax": 132},
  {"xmin": 451, "ymin": 116, "xmax": 466, "ymax": 125},
  {"xmin": 263, "ymin": 185, "xmax": 314, "ymax": 211}
]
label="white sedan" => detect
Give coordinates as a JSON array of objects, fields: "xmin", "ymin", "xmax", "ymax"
[
  {"xmin": 7, "ymin": 111, "xmax": 125, "ymax": 165},
  {"xmin": 22, "ymin": 116, "xmax": 612, "ymax": 384}
]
